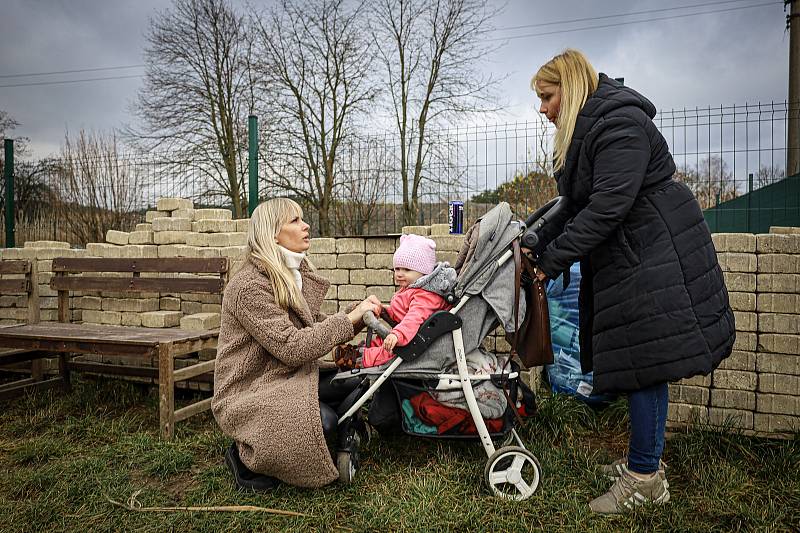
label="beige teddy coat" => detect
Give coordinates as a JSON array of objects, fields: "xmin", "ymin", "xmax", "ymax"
[{"xmin": 211, "ymin": 258, "xmax": 355, "ymax": 488}]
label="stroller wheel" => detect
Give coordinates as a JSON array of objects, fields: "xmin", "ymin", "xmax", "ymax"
[
  {"xmin": 499, "ymin": 432, "xmax": 516, "ymax": 448},
  {"xmin": 484, "ymin": 446, "xmax": 541, "ymax": 501},
  {"xmin": 355, "ymin": 419, "xmax": 372, "ymax": 447},
  {"xmin": 336, "ymin": 451, "xmax": 356, "ymax": 484}
]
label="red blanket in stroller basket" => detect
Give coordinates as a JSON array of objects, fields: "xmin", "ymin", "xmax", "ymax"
[{"xmin": 410, "ymin": 392, "xmax": 504, "ymax": 435}]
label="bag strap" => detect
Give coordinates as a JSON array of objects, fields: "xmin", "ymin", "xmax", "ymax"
[
  {"xmin": 511, "ymin": 239, "xmax": 522, "ymax": 359},
  {"xmin": 501, "ymin": 383, "xmax": 525, "ymax": 427},
  {"xmin": 520, "ymin": 251, "xmax": 537, "ymax": 279}
]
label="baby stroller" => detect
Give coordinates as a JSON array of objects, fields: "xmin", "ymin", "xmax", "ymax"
[{"xmin": 333, "ymin": 197, "xmax": 570, "ymax": 501}]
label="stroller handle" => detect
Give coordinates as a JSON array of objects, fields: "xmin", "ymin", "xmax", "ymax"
[
  {"xmin": 522, "ymin": 195, "xmax": 570, "ymax": 250},
  {"xmin": 362, "ymin": 311, "xmax": 392, "ymax": 339}
]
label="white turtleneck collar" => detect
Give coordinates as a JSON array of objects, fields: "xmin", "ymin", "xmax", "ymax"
[{"xmin": 278, "ymin": 245, "xmax": 305, "ymax": 290}]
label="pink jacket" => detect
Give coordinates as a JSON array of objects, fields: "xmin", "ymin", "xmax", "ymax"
[
  {"xmin": 362, "ymin": 287, "xmax": 451, "ymax": 367},
  {"xmin": 387, "ymin": 287, "xmax": 451, "ymax": 345}
]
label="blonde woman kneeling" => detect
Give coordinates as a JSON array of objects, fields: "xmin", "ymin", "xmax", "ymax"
[{"xmin": 212, "ymin": 198, "xmax": 381, "ymax": 490}]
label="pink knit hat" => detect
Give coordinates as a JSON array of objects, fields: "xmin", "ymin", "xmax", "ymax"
[{"xmin": 393, "ymin": 234, "xmax": 437, "ymax": 275}]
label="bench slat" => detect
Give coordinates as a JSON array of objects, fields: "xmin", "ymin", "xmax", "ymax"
[
  {"xmin": 174, "ymin": 397, "xmax": 213, "ymax": 423},
  {"xmin": 67, "ymin": 360, "xmax": 159, "ymax": 378},
  {"xmin": 51, "ymin": 276, "xmax": 224, "ymax": 294},
  {"xmin": 0, "ymin": 260, "xmax": 31, "ymax": 274},
  {"xmin": 0, "ymin": 349, "xmax": 48, "ymax": 365},
  {"xmin": 52, "ymin": 257, "xmax": 229, "ymax": 273},
  {"xmin": 0, "ymin": 377, "xmax": 64, "ymax": 401},
  {"xmin": 0, "ymin": 279, "xmax": 30, "ymax": 293},
  {"xmin": 0, "ymin": 323, "xmax": 216, "ymax": 346},
  {"xmin": 173, "ymin": 359, "xmax": 215, "ymax": 382}
]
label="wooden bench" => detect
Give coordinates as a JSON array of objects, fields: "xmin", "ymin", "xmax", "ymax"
[
  {"xmin": 0, "ymin": 257, "xmax": 229, "ymax": 438},
  {"xmin": 0, "ymin": 258, "xmax": 70, "ymax": 399}
]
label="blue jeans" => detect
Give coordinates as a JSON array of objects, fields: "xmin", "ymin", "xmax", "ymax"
[{"xmin": 627, "ymin": 382, "xmax": 669, "ymax": 474}]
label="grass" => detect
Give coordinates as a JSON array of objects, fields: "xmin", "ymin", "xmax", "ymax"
[{"xmin": 0, "ymin": 378, "xmax": 798, "ymax": 532}]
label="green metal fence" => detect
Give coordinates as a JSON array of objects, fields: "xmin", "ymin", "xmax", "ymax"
[
  {"xmin": 1, "ymin": 101, "xmax": 797, "ymax": 245},
  {"xmin": 704, "ymin": 173, "xmax": 800, "ymax": 233}
]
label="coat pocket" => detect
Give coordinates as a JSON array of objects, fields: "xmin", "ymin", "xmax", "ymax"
[{"xmin": 616, "ymin": 226, "xmax": 640, "ymax": 266}]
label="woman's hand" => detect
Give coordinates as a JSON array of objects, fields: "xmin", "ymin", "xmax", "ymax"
[
  {"xmin": 346, "ymin": 297, "xmax": 382, "ymax": 325},
  {"xmin": 383, "ymin": 333, "xmax": 398, "ymax": 353},
  {"xmin": 522, "ymin": 247, "xmax": 547, "ymax": 281}
]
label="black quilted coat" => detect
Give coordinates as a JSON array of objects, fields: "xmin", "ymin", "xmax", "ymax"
[{"xmin": 537, "ymin": 74, "xmax": 735, "ymax": 394}]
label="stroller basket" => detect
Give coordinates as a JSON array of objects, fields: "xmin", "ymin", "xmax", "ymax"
[{"xmin": 390, "ymin": 368, "xmax": 526, "ymax": 440}]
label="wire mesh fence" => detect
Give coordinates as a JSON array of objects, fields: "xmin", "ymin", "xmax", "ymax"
[{"xmin": 1, "ymin": 101, "xmax": 796, "ymax": 246}]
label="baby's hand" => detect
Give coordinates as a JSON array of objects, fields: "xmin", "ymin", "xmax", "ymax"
[
  {"xmin": 383, "ymin": 333, "xmax": 398, "ymax": 353},
  {"xmin": 366, "ymin": 294, "xmax": 383, "ymax": 308}
]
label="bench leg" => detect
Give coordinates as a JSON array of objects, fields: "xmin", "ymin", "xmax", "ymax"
[
  {"xmin": 158, "ymin": 343, "xmax": 175, "ymax": 440},
  {"xmin": 31, "ymin": 357, "xmax": 43, "ymax": 381},
  {"xmin": 58, "ymin": 353, "xmax": 71, "ymax": 390}
]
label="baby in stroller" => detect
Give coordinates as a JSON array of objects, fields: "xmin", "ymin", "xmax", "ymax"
[
  {"xmin": 334, "ymin": 234, "xmax": 457, "ymax": 369},
  {"xmin": 332, "ymin": 200, "xmax": 569, "ymax": 500}
]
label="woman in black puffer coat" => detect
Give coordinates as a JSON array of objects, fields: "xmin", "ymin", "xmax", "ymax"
[{"xmin": 531, "ymin": 49, "xmax": 734, "ymax": 514}]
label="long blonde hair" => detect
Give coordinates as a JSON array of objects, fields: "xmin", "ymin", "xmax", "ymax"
[
  {"xmin": 532, "ymin": 49, "xmax": 598, "ymax": 172},
  {"xmin": 247, "ymin": 198, "xmax": 308, "ymax": 310}
]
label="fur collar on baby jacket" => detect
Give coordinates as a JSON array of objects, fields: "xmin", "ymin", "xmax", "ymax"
[{"xmin": 408, "ymin": 262, "xmax": 457, "ymax": 296}]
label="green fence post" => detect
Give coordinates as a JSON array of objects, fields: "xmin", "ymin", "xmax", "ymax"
[
  {"xmin": 248, "ymin": 115, "xmax": 258, "ymax": 217},
  {"xmin": 4, "ymin": 139, "xmax": 14, "ymax": 248},
  {"xmin": 747, "ymin": 173, "xmax": 753, "ymax": 233}
]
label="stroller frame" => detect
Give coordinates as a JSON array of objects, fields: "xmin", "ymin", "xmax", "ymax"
[
  {"xmin": 338, "ymin": 248, "xmax": 541, "ymax": 500},
  {"xmin": 338, "ymin": 247, "xmax": 518, "ymax": 454},
  {"xmin": 336, "ymin": 197, "xmax": 569, "ymax": 500}
]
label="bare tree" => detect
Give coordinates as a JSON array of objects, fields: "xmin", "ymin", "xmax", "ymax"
[
  {"xmin": 1, "ymin": 111, "xmax": 21, "ymax": 145},
  {"xmin": 755, "ymin": 164, "xmax": 785, "ymax": 188},
  {"xmin": 675, "ymin": 156, "xmax": 737, "ymax": 209},
  {"xmin": 371, "ymin": 0, "xmax": 502, "ymax": 225},
  {"xmin": 533, "ymin": 114, "xmax": 554, "ymax": 175},
  {"xmin": 333, "ymin": 135, "xmax": 395, "ymax": 235},
  {"xmin": 1, "ymin": 111, "xmax": 57, "ymax": 245},
  {"xmin": 0, "ymin": 109, "xmax": 31, "ymax": 159},
  {"xmin": 54, "ymin": 130, "xmax": 142, "ymax": 245},
  {"xmin": 251, "ymin": 0, "xmax": 377, "ymax": 236},
  {"xmin": 128, "ymin": 0, "xmax": 254, "ymax": 217}
]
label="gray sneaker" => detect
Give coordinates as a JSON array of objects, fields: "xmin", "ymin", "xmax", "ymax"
[
  {"xmin": 600, "ymin": 457, "xmax": 668, "ymax": 488},
  {"xmin": 589, "ymin": 465, "xmax": 670, "ymax": 514}
]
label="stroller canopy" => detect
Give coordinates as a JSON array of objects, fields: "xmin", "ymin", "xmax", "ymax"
[
  {"xmin": 454, "ymin": 202, "xmax": 526, "ymax": 345},
  {"xmin": 455, "ymin": 202, "xmax": 524, "ymax": 296}
]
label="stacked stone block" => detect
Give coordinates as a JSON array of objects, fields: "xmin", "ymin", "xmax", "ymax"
[
  {"xmin": 4, "ymin": 208, "xmax": 799, "ymax": 436},
  {"xmin": 0, "ymin": 241, "xmax": 86, "ymax": 325},
  {"xmin": 712, "ymin": 233, "xmax": 758, "ymax": 430},
  {"xmin": 668, "ymin": 233, "xmax": 761, "ymax": 430},
  {"xmin": 308, "ymin": 236, "xmax": 395, "ymax": 321},
  {"xmin": 667, "ymin": 230, "xmax": 800, "ymax": 437},
  {"xmin": 0, "ymin": 198, "xmax": 248, "ymax": 392},
  {"xmin": 0, "ymin": 241, "xmax": 86, "ymax": 379},
  {"xmin": 74, "ymin": 198, "xmax": 244, "ymax": 332},
  {"xmin": 754, "ymin": 231, "xmax": 800, "ymax": 434},
  {"xmin": 73, "ymin": 199, "xmax": 245, "ymax": 390}
]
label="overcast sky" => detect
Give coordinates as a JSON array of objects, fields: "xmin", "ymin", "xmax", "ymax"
[{"xmin": 0, "ymin": 0, "xmax": 790, "ymax": 159}]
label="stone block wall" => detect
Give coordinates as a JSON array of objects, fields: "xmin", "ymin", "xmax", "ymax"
[
  {"xmin": 667, "ymin": 228, "xmax": 800, "ymax": 437},
  {"xmin": 1, "ymin": 198, "xmax": 798, "ymax": 436}
]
